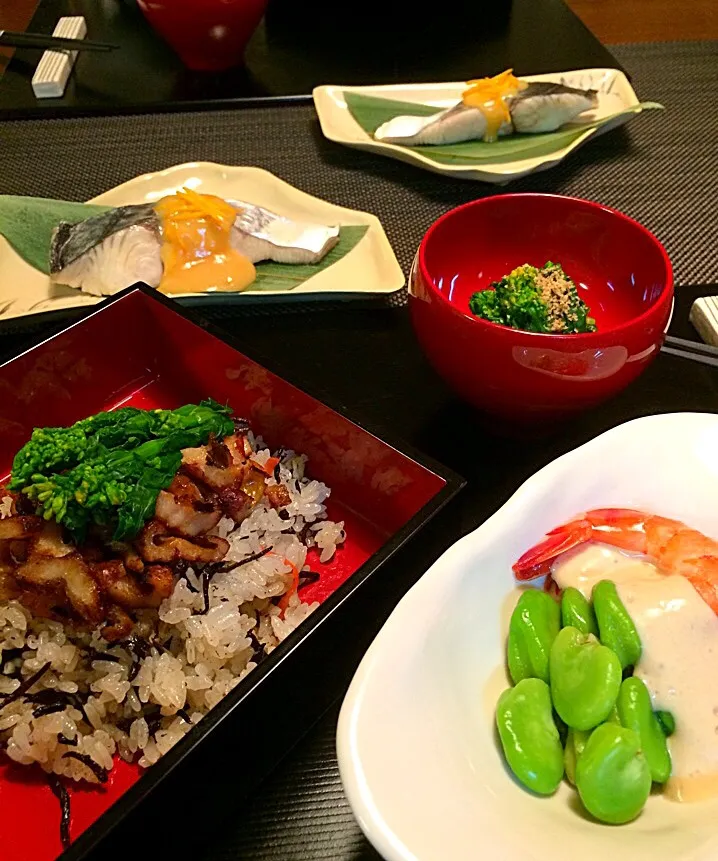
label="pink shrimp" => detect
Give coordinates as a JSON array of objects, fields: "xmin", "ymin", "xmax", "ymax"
[{"xmin": 513, "ymin": 508, "xmax": 718, "ymax": 615}]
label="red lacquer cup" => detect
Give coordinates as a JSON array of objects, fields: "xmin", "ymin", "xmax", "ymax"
[{"xmin": 137, "ymin": 0, "xmax": 268, "ymax": 71}]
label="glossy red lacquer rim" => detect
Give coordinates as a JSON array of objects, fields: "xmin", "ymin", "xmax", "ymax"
[{"xmin": 416, "ymin": 193, "xmax": 674, "ymax": 344}]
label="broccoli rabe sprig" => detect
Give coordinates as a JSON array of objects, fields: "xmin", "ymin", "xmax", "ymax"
[
  {"xmin": 11, "ymin": 399, "xmax": 234, "ymax": 541},
  {"xmin": 469, "ymin": 262, "xmax": 596, "ymax": 335},
  {"xmin": 469, "ymin": 265, "xmax": 549, "ymax": 332},
  {"xmin": 11, "ymin": 399, "xmax": 233, "ymax": 489},
  {"xmin": 24, "ymin": 439, "xmax": 183, "ymax": 541},
  {"xmin": 10, "ymin": 408, "xmax": 158, "ymax": 488},
  {"xmin": 150, "ymin": 401, "xmax": 237, "ymax": 449}
]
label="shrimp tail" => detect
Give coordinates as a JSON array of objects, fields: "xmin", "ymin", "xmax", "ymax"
[
  {"xmin": 513, "ymin": 508, "xmax": 653, "ymax": 580},
  {"xmin": 581, "ymin": 508, "xmax": 652, "ymax": 554},
  {"xmin": 515, "ymin": 507, "xmax": 718, "ymax": 618},
  {"xmin": 512, "ymin": 518, "xmax": 593, "ymax": 580}
]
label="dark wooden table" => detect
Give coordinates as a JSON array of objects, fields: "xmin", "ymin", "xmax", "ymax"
[
  {"xmin": 2, "ymin": 282, "xmax": 716, "ymax": 861},
  {"xmin": 0, "ymin": 13, "xmax": 715, "ymax": 858},
  {"xmin": 0, "ymin": 0, "xmax": 625, "ymax": 118}
]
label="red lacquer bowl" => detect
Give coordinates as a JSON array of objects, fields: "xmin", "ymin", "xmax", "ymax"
[
  {"xmin": 137, "ymin": 0, "xmax": 267, "ymax": 71},
  {"xmin": 409, "ymin": 194, "xmax": 673, "ymax": 424}
]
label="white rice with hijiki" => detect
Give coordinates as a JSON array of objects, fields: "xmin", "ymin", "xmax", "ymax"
[{"xmin": 0, "ymin": 438, "xmax": 344, "ymax": 784}]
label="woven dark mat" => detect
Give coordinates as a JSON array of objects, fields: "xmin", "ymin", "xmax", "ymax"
[
  {"xmin": 0, "ymin": 41, "xmax": 716, "ymax": 330},
  {"xmin": 0, "ymin": 41, "xmax": 716, "ymax": 861},
  {"xmin": 185, "ymin": 43, "xmax": 718, "ymax": 861}
]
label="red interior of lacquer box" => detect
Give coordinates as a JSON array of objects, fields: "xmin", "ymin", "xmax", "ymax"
[{"xmin": 0, "ymin": 289, "xmax": 447, "ymax": 861}]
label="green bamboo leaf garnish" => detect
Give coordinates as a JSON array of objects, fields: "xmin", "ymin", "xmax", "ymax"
[
  {"xmin": 250, "ymin": 225, "xmax": 368, "ymax": 291},
  {"xmin": 0, "ymin": 196, "xmax": 113, "ymax": 274}
]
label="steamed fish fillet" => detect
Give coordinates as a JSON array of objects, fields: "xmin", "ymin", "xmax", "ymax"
[
  {"xmin": 374, "ymin": 103, "xmax": 511, "ymax": 146},
  {"xmin": 49, "ymin": 205, "xmax": 163, "ymax": 296},
  {"xmin": 51, "ymin": 224, "xmax": 164, "ymax": 296},
  {"xmin": 509, "ymin": 82, "xmax": 599, "ymax": 133},
  {"xmin": 228, "ymin": 199, "xmax": 340, "ymax": 264},
  {"xmin": 373, "ymin": 81, "xmax": 598, "ymax": 146},
  {"xmin": 49, "ymin": 200, "xmax": 341, "ymax": 297}
]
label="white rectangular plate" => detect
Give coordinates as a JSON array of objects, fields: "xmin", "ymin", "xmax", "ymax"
[
  {"xmin": 0, "ymin": 162, "xmax": 405, "ymax": 325},
  {"xmin": 314, "ymin": 68, "xmax": 641, "ymax": 183}
]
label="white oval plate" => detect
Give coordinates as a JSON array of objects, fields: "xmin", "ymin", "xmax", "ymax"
[
  {"xmin": 0, "ymin": 162, "xmax": 404, "ymax": 325},
  {"xmin": 338, "ymin": 412, "xmax": 718, "ymax": 861},
  {"xmin": 314, "ymin": 68, "xmax": 642, "ymax": 183}
]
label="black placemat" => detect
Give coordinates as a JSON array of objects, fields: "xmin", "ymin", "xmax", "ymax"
[
  {"xmin": 165, "ymin": 286, "xmax": 718, "ymax": 861},
  {"xmin": 0, "ymin": 41, "xmax": 717, "ymax": 861},
  {"xmin": 0, "ymin": 41, "xmax": 715, "ymax": 335},
  {"xmin": 117, "ymin": 283, "xmax": 717, "ymax": 861}
]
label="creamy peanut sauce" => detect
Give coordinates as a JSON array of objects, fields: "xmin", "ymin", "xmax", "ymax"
[{"xmin": 552, "ymin": 543, "xmax": 718, "ymax": 802}]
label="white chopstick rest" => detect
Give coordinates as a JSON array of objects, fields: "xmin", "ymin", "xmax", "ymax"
[
  {"xmin": 31, "ymin": 16, "xmax": 87, "ymax": 99},
  {"xmin": 689, "ymin": 297, "xmax": 718, "ymax": 348}
]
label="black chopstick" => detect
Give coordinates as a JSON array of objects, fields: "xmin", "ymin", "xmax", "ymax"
[
  {"xmin": 661, "ymin": 335, "xmax": 718, "ymax": 368},
  {"xmin": 0, "ymin": 31, "xmax": 119, "ymax": 53}
]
